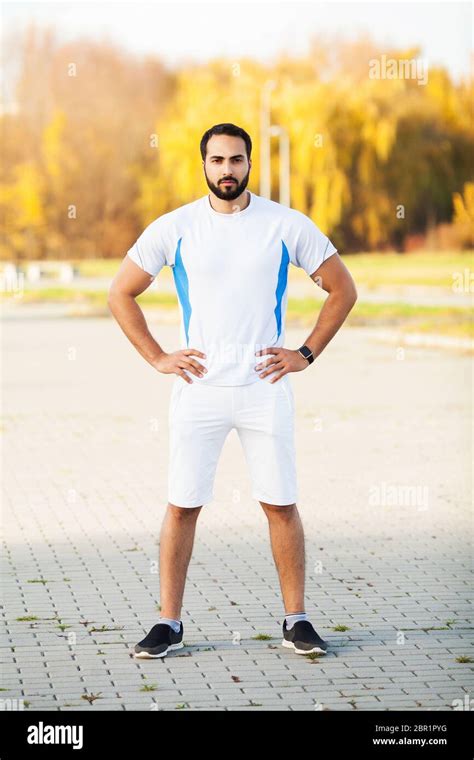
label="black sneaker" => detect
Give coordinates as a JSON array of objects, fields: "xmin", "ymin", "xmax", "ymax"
[
  {"xmin": 134, "ymin": 622, "xmax": 184, "ymax": 658},
  {"xmin": 282, "ymin": 619, "xmax": 328, "ymax": 655}
]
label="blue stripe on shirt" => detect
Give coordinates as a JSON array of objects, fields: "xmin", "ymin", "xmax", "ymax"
[
  {"xmin": 274, "ymin": 240, "xmax": 290, "ymax": 338},
  {"xmin": 172, "ymin": 237, "xmax": 192, "ymax": 346}
]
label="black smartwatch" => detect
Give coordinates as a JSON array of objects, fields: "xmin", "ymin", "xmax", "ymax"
[{"xmin": 297, "ymin": 344, "xmax": 314, "ymax": 364}]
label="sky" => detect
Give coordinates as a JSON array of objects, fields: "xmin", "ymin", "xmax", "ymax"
[{"xmin": 2, "ymin": 0, "xmax": 472, "ymax": 82}]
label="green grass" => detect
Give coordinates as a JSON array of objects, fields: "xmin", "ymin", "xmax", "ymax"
[
  {"xmin": 81, "ymin": 251, "xmax": 474, "ymax": 287},
  {"xmin": 3, "ymin": 256, "xmax": 473, "ymax": 340},
  {"xmin": 7, "ymin": 287, "xmax": 177, "ymax": 308},
  {"xmin": 287, "ymin": 298, "xmax": 472, "ymax": 338},
  {"xmin": 7, "ymin": 250, "xmax": 472, "ymax": 287},
  {"xmin": 333, "ymin": 251, "xmax": 474, "ymax": 288},
  {"xmin": 72, "ymin": 259, "xmax": 123, "ymax": 277},
  {"xmin": 6, "ymin": 287, "xmax": 472, "ymax": 338}
]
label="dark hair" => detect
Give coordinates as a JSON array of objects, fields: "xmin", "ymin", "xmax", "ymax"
[{"xmin": 200, "ymin": 123, "xmax": 252, "ymax": 161}]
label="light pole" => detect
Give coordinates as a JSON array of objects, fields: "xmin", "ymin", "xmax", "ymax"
[
  {"xmin": 260, "ymin": 80, "xmax": 276, "ymax": 199},
  {"xmin": 269, "ymin": 125, "xmax": 290, "ymax": 207}
]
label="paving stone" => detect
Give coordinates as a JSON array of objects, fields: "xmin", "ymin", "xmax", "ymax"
[{"xmin": 2, "ymin": 320, "xmax": 471, "ymax": 712}]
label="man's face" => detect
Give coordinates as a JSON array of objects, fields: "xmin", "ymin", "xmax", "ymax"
[{"xmin": 203, "ymin": 134, "xmax": 251, "ymax": 201}]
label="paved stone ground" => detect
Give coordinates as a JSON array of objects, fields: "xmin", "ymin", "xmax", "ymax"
[{"xmin": 1, "ymin": 314, "xmax": 472, "ymax": 711}]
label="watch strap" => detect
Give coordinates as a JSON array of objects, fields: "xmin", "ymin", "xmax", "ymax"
[{"xmin": 297, "ymin": 344, "xmax": 314, "ymax": 364}]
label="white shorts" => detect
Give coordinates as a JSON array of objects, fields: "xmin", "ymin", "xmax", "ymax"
[{"xmin": 167, "ymin": 374, "xmax": 297, "ymax": 507}]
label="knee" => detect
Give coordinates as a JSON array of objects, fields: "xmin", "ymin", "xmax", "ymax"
[
  {"xmin": 260, "ymin": 501, "xmax": 297, "ymax": 519},
  {"xmin": 167, "ymin": 503, "xmax": 202, "ymax": 519}
]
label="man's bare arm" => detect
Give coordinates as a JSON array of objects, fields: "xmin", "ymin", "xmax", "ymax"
[
  {"xmin": 303, "ymin": 252, "xmax": 357, "ymax": 359},
  {"xmin": 107, "ymin": 256, "xmax": 207, "ymax": 383},
  {"xmin": 255, "ymin": 251, "xmax": 357, "ymax": 381},
  {"xmin": 108, "ymin": 256, "xmax": 164, "ymax": 364}
]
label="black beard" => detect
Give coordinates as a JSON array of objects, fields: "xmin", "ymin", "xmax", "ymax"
[{"xmin": 204, "ymin": 167, "xmax": 250, "ymax": 201}]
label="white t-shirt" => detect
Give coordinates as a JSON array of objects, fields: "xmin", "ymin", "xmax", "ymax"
[{"xmin": 127, "ymin": 190, "xmax": 337, "ymax": 385}]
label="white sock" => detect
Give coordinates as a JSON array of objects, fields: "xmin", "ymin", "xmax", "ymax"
[
  {"xmin": 158, "ymin": 617, "xmax": 181, "ymax": 633},
  {"xmin": 285, "ymin": 612, "xmax": 308, "ymax": 630}
]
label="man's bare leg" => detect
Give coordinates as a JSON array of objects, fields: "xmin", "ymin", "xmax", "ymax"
[
  {"xmin": 260, "ymin": 502, "xmax": 305, "ymax": 614},
  {"xmin": 159, "ymin": 503, "xmax": 202, "ymax": 619}
]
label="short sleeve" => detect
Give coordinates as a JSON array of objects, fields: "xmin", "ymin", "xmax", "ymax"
[
  {"xmin": 293, "ymin": 215, "xmax": 338, "ymax": 276},
  {"xmin": 126, "ymin": 217, "xmax": 169, "ymax": 277}
]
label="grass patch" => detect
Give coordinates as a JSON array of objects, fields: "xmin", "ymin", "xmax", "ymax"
[
  {"xmin": 11, "ymin": 288, "xmax": 472, "ymax": 338},
  {"xmin": 6, "ymin": 287, "xmax": 177, "ymax": 309},
  {"xmin": 73, "ymin": 259, "xmax": 123, "ymax": 277},
  {"xmin": 81, "ymin": 692, "xmax": 103, "ymax": 704},
  {"xmin": 58, "ymin": 251, "xmax": 474, "ymax": 287},
  {"xmin": 287, "ymin": 298, "xmax": 472, "ymax": 338},
  {"xmin": 5, "ymin": 250, "xmax": 473, "ymax": 288},
  {"xmin": 336, "ymin": 251, "xmax": 473, "ymax": 288},
  {"xmin": 4, "ymin": 263, "xmax": 473, "ymax": 340}
]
